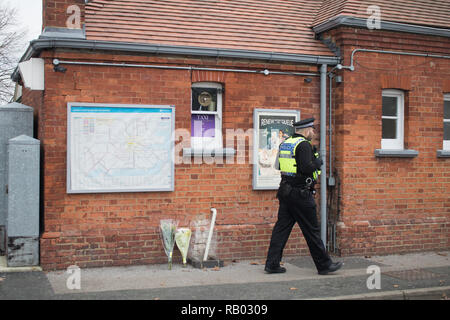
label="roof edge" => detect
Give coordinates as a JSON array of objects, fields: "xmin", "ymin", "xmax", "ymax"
[
  {"xmin": 39, "ymin": 27, "xmax": 86, "ymax": 40},
  {"xmin": 313, "ymin": 16, "xmax": 450, "ymax": 38},
  {"xmin": 11, "ymin": 36, "xmax": 339, "ymax": 82}
]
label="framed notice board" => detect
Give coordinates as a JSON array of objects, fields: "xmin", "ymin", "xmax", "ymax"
[
  {"xmin": 67, "ymin": 103, "xmax": 175, "ymax": 193},
  {"xmin": 252, "ymin": 109, "xmax": 300, "ymax": 190}
]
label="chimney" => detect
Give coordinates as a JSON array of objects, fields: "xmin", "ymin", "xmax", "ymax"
[{"xmin": 42, "ymin": 0, "xmax": 86, "ymax": 30}]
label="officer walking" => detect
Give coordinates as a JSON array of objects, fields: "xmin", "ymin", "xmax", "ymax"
[{"xmin": 265, "ymin": 118, "xmax": 342, "ymax": 275}]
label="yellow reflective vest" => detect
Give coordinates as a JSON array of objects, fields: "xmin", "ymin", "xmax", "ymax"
[{"xmin": 278, "ymin": 136, "xmax": 321, "ymax": 181}]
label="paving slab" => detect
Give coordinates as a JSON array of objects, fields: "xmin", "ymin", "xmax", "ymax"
[{"xmin": 0, "ymin": 251, "xmax": 449, "ymax": 300}]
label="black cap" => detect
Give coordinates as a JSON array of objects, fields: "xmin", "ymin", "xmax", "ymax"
[{"xmin": 293, "ymin": 117, "xmax": 315, "ymax": 130}]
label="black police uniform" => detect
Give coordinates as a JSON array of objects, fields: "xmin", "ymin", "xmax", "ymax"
[{"xmin": 265, "ymin": 118, "xmax": 336, "ymax": 274}]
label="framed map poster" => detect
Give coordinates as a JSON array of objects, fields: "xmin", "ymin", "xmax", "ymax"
[
  {"xmin": 252, "ymin": 109, "xmax": 300, "ymax": 190},
  {"xmin": 67, "ymin": 103, "xmax": 175, "ymax": 193}
]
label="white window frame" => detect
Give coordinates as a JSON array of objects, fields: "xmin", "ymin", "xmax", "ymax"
[
  {"xmin": 444, "ymin": 94, "xmax": 450, "ymax": 151},
  {"xmin": 381, "ymin": 89, "xmax": 404, "ymax": 150},
  {"xmin": 191, "ymin": 82, "xmax": 223, "ymax": 150}
]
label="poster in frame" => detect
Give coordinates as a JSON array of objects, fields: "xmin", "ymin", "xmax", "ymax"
[
  {"xmin": 252, "ymin": 109, "xmax": 300, "ymax": 190},
  {"xmin": 67, "ymin": 102, "xmax": 175, "ymax": 194}
]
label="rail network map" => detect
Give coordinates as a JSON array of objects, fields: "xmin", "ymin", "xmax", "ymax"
[{"xmin": 67, "ymin": 104, "xmax": 174, "ymax": 193}]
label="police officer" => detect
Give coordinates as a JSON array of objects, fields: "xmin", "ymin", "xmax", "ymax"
[{"xmin": 265, "ymin": 118, "xmax": 342, "ymax": 275}]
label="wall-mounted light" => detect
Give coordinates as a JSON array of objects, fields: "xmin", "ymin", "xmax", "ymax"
[
  {"xmin": 53, "ymin": 59, "xmax": 67, "ymax": 73},
  {"xmin": 304, "ymin": 78, "xmax": 312, "ymax": 83}
]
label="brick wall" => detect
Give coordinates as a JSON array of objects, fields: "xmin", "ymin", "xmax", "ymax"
[
  {"xmin": 32, "ymin": 50, "xmax": 320, "ymax": 270},
  {"xmin": 26, "ymin": 16, "xmax": 450, "ymax": 269},
  {"xmin": 20, "ymin": 89, "xmax": 44, "ymax": 139},
  {"xmin": 42, "ymin": 0, "xmax": 85, "ymax": 30},
  {"xmin": 325, "ymin": 27, "xmax": 450, "ymax": 255}
]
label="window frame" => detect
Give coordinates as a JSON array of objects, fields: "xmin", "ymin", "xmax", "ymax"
[
  {"xmin": 190, "ymin": 82, "xmax": 223, "ymax": 150},
  {"xmin": 381, "ymin": 89, "xmax": 404, "ymax": 150},
  {"xmin": 444, "ymin": 94, "xmax": 450, "ymax": 151}
]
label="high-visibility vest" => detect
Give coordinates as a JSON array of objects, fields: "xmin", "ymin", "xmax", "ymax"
[{"xmin": 278, "ymin": 136, "xmax": 321, "ymax": 180}]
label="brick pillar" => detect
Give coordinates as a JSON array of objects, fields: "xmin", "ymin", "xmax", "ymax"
[{"xmin": 42, "ymin": 0, "xmax": 85, "ymax": 30}]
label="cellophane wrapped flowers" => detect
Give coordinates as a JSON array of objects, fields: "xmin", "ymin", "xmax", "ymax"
[
  {"xmin": 175, "ymin": 228, "xmax": 192, "ymax": 267},
  {"xmin": 160, "ymin": 219, "xmax": 178, "ymax": 270}
]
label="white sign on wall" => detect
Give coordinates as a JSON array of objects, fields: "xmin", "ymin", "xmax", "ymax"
[
  {"xmin": 67, "ymin": 103, "xmax": 175, "ymax": 193},
  {"xmin": 252, "ymin": 109, "xmax": 300, "ymax": 190}
]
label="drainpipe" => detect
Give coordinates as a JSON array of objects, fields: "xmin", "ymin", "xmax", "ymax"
[
  {"xmin": 203, "ymin": 208, "xmax": 217, "ymax": 262},
  {"xmin": 320, "ymin": 64, "xmax": 327, "ymax": 247},
  {"xmin": 51, "ymin": 59, "xmax": 320, "ymax": 77},
  {"xmin": 328, "ymin": 72, "xmax": 335, "ymax": 187}
]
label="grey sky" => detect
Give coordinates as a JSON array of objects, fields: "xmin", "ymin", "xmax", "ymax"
[{"xmin": 3, "ymin": 0, "xmax": 43, "ymax": 58}]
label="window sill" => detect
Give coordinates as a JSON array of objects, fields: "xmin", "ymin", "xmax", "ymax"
[
  {"xmin": 437, "ymin": 150, "xmax": 450, "ymax": 158},
  {"xmin": 374, "ymin": 149, "xmax": 419, "ymax": 158},
  {"xmin": 183, "ymin": 148, "xmax": 236, "ymax": 157}
]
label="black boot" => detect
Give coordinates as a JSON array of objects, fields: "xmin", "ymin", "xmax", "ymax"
[
  {"xmin": 318, "ymin": 261, "xmax": 343, "ymax": 275},
  {"xmin": 264, "ymin": 265, "xmax": 287, "ymax": 274}
]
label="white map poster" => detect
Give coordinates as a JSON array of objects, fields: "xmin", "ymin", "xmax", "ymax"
[{"xmin": 67, "ymin": 103, "xmax": 175, "ymax": 193}]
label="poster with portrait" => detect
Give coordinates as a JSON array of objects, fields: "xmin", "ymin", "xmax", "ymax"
[{"xmin": 252, "ymin": 109, "xmax": 300, "ymax": 190}]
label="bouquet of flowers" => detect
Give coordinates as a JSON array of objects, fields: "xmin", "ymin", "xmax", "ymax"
[
  {"xmin": 175, "ymin": 228, "xmax": 192, "ymax": 267},
  {"xmin": 160, "ymin": 219, "xmax": 178, "ymax": 270}
]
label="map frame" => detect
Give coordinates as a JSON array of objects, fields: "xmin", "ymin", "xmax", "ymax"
[{"xmin": 66, "ymin": 102, "xmax": 175, "ymax": 194}]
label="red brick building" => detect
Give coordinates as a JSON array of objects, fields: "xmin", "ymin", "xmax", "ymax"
[{"xmin": 12, "ymin": 0, "xmax": 450, "ymax": 270}]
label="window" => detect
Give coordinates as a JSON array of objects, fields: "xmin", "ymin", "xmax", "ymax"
[
  {"xmin": 444, "ymin": 94, "xmax": 450, "ymax": 150},
  {"xmin": 191, "ymin": 82, "xmax": 223, "ymax": 150},
  {"xmin": 381, "ymin": 89, "xmax": 404, "ymax": 150}
]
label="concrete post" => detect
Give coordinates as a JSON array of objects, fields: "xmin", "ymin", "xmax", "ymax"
[{"xmin": 6, "ymin": 135, "xmax": 40, "ymax": 267}]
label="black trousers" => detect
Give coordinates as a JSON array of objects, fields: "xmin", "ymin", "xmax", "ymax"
[{"xmin": 265, "ymin": 188, "xmax": 332, "ymax": 272}]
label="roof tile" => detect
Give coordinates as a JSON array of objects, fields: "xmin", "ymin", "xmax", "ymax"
[
  {"xmin": 85, "ymin": 0, "xmax": 334, "ymax": 56},
  {"xmin": 85, "ymin": 0, "xmax": 450, "ymax": 58},
  {"xmin": 313, "ymin": 0, "xmax": 450, "ymax": 29}
]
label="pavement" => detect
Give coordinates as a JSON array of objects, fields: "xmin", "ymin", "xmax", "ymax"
[{"xmin": 0, "ymin": 251, "xmax": 449, "ymax": 301}]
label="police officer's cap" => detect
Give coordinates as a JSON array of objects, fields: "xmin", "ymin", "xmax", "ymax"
[{"xmin": 293, "ymin": 118, "xmax": 315, "ymax": 130}]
